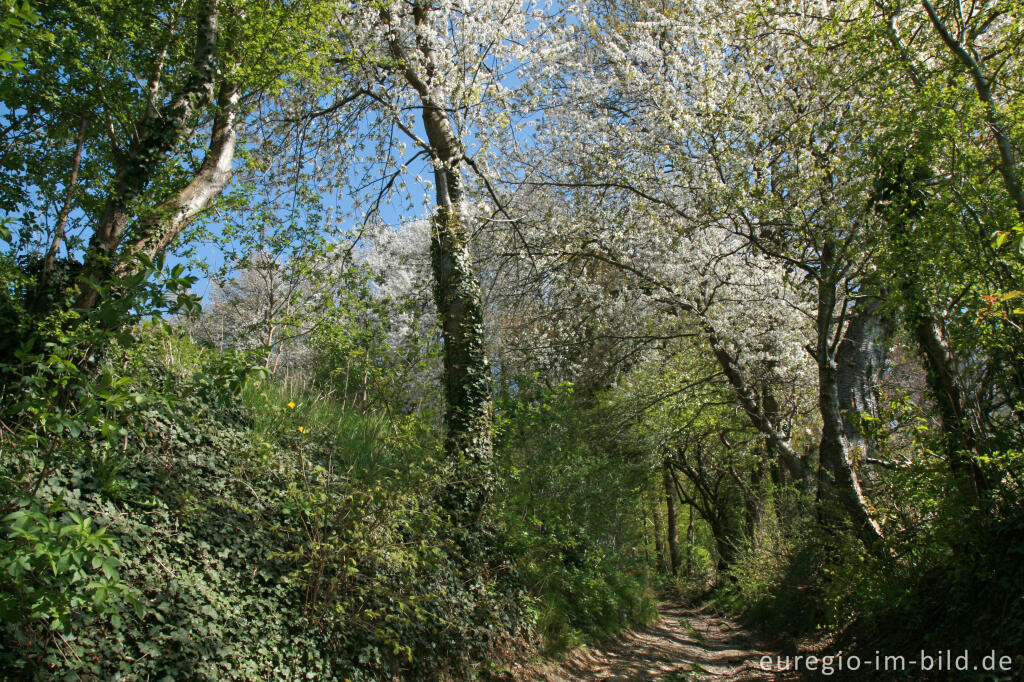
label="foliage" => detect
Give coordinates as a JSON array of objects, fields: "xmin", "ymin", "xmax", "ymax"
[
  {"xmin": 494, "ymin": 380, "xmax": 656, "ymax": 653},
  {"xmin": 0, "ymin": 327, "xmax": 533, "ymax": 679},
  {"xmin": 0, "ymin": 495, "xmax": 137, "ymax": 634},
  {"xmin": 4, "ymin": 0, "xmax": 1024, "ymax": 675},
  {"xmin": 0, "ymin": 0, "xmax": 43, "ymax": 73},
  {"xmin": 717, "ymin": 410, "xmax": 1024, "ymax": 658}
]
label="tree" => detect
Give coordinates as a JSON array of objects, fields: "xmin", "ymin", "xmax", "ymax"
[
  {"xmin": 494, "ymin": 0, "xmax": 898, "ymax": 552},
  {"xmin": 330, "ymin": 0, "xmax": 539, "ymax": 526},
  {"xmin": 1, "ymin": 0, "xmax": 342, "ymax": 330},
  {"xmin": 840, "ymin": 0, "xmax": 1024, "ymax": 501}
]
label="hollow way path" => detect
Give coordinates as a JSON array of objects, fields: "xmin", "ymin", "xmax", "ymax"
[{"xmin": 516, "ymin": 603, "xmax": 800, "ymax": 681}]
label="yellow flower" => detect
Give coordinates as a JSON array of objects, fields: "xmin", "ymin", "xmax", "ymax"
[
  {"xmin": 287, "ymin": 401, "xmax": 296, "ymax": 409},
  {"xmin": 298, "ymin": 426, "xmax": 306, "ymax": 434}
]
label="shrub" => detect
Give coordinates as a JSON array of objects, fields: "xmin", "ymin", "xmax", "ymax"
[{"xmin": 0, "ymin": 326, "xmax": 531, "ymax": 680}]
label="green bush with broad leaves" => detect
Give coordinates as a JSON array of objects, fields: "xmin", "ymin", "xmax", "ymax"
[{"xmin": 0, "ymin": 319, "xmax": 533, "ymax": 679}]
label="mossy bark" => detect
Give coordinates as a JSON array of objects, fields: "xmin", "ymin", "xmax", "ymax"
[
  {"xmin": 387, "ymin": 0, "xmax": 495, "ymax": 527},
  {"xmin": 430, "ymin": 202, "xmax": 494, "ymax": 525}
]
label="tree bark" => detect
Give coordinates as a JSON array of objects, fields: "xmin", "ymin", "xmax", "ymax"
[
  {"xmin": 389, "ymin": 0, "xmax": 494, "ymax": 525},
  {"xmin": 712, "ymin": 520, "xmax": 736, "ymax": 570},
  {"xmin": 121, "ymin": 80, "xmax": 240, "ymax": 267},
  {"xmin": 664, "ymin": 464, "xmax": 681, "ymax": 576},
  {"xmin": 685, "ymin": 509, "xmax": 695, "ymax": 576},
  {"xmin": 736, "ymin": 461, "xmax": 764, "ymax": 542},
  {"xmin": 836, "ymin": 296, "xmax": 890, "ymax": 472},
  {"xmin": 815, "ymin": 258, "xmax": 886, "ymax": 555}
]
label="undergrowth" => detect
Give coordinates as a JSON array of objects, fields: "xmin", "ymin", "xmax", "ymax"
[
  {"xmin": 0, "ymin": 325, "xmax": 654, "ymax": 678},
  {"xmin": 0, "ymin": 326, "xmax": 530, "ymax": 679},
  {"xmin": 714, "ymin": 476, "xmax": 1024, "ymax": 677}
]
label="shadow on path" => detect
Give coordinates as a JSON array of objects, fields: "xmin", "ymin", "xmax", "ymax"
[{"xmin": 516, "ymin": 603, "xmax": 802, "ymax": 681}]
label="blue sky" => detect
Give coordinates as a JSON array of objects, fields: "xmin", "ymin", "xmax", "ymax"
[{"xmin": 1, "ymin": 0, "xmax": 553, "ymax": 309}]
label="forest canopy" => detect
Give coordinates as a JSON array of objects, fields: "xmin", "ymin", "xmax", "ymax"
[{"xmin": 1, "ymin": 0, "xmax": 1023, "ymax": 678}]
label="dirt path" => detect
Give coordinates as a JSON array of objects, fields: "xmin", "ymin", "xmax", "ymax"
[{"xmin": 516, "ymin": 603, "xmax": 798, "ymax": 681}]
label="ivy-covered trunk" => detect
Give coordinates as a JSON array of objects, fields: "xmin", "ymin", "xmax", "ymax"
[
  {"xmin": 391, "ymin": 0, "xmax": 494, "ymax": 527},
  {"xmin": 878, "ymin": 157, "xmax": 990, "ymax": 505},
  {"xmin": 911, "ymin": 313, "xmax": 989, "ymax": 503},
  {"xmin": 429, "ymin": 199, "xmax": 494, "ymax": 524}
]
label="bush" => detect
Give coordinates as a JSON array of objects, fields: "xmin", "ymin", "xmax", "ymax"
[
  {"xmin": 715, "ymin": 460, "xmax": 1024, "ymax": 667},
  {"xmin": 0, "ymin": 326, "xmax": 532, "ymax": 680},
  {"xmin": 715, "ymin": 497, "xmax": 827, "ymax": 637},
  {"xmin": 493, "ymin": 381, "xmax": 656, "ymax": 654}
]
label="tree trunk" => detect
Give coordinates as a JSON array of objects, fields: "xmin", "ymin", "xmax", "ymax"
[
  {"xmin": 911, "ymin": 312, "xmax": 988, "ymax": 501},
  {"xmin": 429, "ymin": 200, "xmax": 493, "ymax": 523},
  {"xmin": 818, "ymin": 362, "xmax": 885, "ymax": 552},
  {"xmin": 685, "ymin": 509, "xmax": 695, "ymax": 576},
  {"xmin": 815, "ymin": 268, "xmax": 886, "ymax": 555},
  {"xmin": 390, "ymin": 0, "xmax": 494, "ymax": 526},
  {"xmin": 43, "ymin": 114, "xmax": 88, "ymax": 273},
  {"xmin": 664, "ymin": 464, "xmax": 681, "ymax": 576},
  {"xmin": 878, "ymin": 162, "xmax": 990, "ymax": 502},
  {"xmin": 882, "ymin": 14, "xmax": 1014, "ymax": 499},
  {"xmin": 651, "ymin": 500, "xmax": 666, "ymax": 574},
  {"xmin": 121, "ymin": 80, "xmax": 240, "ymax": 266},
  {"xmin": 705, "ymin": 325, "xmax": 806, "ymax": 482},
  {"xmin": 836, "ymin": 295, "xmax": 892, "ymax": 492},
  {"xmin": 743, "ymin": 462, "xmax": 764, "ymax": 541},
  {"xmin": 75, "ymin": 0, "xmax": 221, "ymax": 311},
  {"xmin": 712, "ymin": 522, "xmax": 736, "ymax": 570}
]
